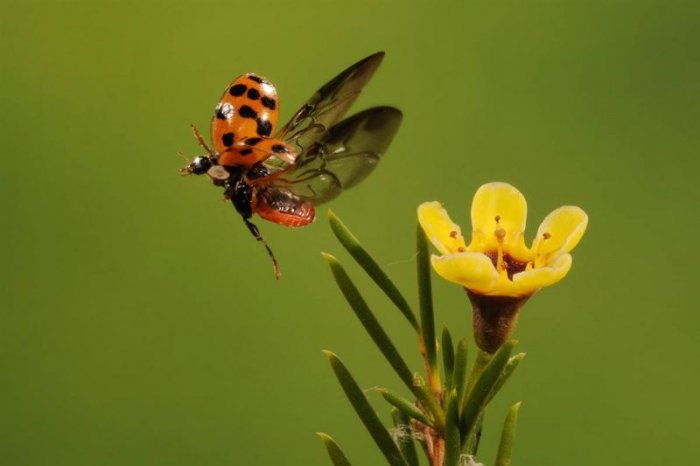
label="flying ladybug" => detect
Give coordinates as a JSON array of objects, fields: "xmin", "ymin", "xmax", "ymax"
[{"xmin": 180, "ymin": 52, "xmax": 402, "ymax": 278}]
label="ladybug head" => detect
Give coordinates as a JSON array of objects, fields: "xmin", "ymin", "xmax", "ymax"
[{"xmin": 180, "ymin": 155, "xmax": 213, "ymax": 176}]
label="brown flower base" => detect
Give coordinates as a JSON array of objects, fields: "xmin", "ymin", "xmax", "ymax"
[{"xmin": 466, "ymin": 290, "xmax": 529, "ymax": 353}]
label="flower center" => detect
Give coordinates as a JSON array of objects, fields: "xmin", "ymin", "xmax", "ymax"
[
  {"xmin": 487, "ymin": 215, "xmax": 528, "ymax": 280},
  {"xmin": 484, "ymin": 251, "xmax": 528, "ymax": 280}
]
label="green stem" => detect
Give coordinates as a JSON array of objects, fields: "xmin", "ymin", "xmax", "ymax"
[{"xmin": 416, "ymin": 223, "xmax": 440, "ymax": 391}]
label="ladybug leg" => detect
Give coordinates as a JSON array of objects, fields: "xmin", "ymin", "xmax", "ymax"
[
  {"xmin": 243, "ymin": 218, "xmax": 281, "ymax": 280},
  {"xmin": 191, "ymin": 124, "xmax": 215, "ymax": 156},
  {"xmin": 226, "ymin": 177, "xmax": 281, "ymax": 280}
]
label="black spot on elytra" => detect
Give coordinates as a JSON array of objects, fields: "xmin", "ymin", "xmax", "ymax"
[
  {"xmin": 247, "ymin": 88, "xmax": 260, "ymax": 100},
  {"xmin": 229, "ymin": 84, "xmax": 247, "ymax": 96},
  {"xmin": 271, "ymin": 144, "xmax": 289, "ymax": 154},
  {"xmin": 261, "ymin": 97, "xmax": 276, "ymax": 110},
  {"xmin": 256, "ymin": 118, "xmax": 272, "ymax": 136},
  {"xmin": 222, "ymin": 132, "xmax": 235, "ymax": 147},
  {"xmin": 240, "ymin": 148, "xmax": 253, "ymax": 156},
  {"xmin": 248, "ymin": 75, "xmax": 264, "ymax": 84},
  {"xmin": 244, "ymin": 137, "xmax": 262, "ymax": 146},
  {"xmin": 239, "ymin": 105, "xmax": 257, "ymax": 119}
]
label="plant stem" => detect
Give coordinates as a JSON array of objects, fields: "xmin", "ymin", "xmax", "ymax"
[{"xmin": 417, "ymin": 223, "xmax": 441, "ymax": 393}]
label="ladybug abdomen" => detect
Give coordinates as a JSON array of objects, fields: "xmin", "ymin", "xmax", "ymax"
[
  {"xmin": 211, "ymin": 73, "xmax": 279, "ymax": 155},
  {"xmin": 252, "ymin": 186, "xmax": 315, "ymax": 228}
]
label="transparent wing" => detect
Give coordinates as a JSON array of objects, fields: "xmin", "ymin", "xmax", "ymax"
[
  {"xmin": 275, "ymin": 52, "xmax": 386, "ymax": 156},
  {"xmin": 261, "ymin": 106, "xmax": 402, "ymax": 205}
]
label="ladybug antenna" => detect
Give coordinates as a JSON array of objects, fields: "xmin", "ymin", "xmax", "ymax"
[
  {"xmin": 177, "ymin": 150, "xmax": 192, "ymax": 167},
  {"xmin": 243, "ymin": 218, "xmax": 281, "ymax": 280},
  {"xmin": 191, "ymin": 124, "xmax": 215, "ymax": 156},
  {"xmin": 177, "ymin": 151, "xmax": 195, "ymax": 176}
]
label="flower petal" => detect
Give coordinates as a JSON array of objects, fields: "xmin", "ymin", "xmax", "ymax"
[
  {"xmin": 417, "ymin": 202, "xmax": 467, "ymax": 254},
  {"xmin": 511, "ymin": 253, "xmax": 572, "ymax": 296},
  {"xmin": 535, "ymin": 206, "xmax": 588, "ymax": 256},
  {"xmin": 469, "ymin": 182, "xmax": 527, "ymax": 251},
  {"xmin": 431, "ymin": 252, "xmax": 499, "ymax": 294}
]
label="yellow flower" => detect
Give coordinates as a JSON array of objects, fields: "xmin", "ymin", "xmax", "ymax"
[{"xmin": 418, "ymin": 182, "xmax": 588, "ymax": 352}]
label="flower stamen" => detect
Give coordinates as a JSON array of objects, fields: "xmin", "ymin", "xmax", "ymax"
[{"xmin": 493, "ymin": 215, "xmax": 508, "ymax": 278}]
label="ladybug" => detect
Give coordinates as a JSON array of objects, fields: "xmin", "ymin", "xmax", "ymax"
[{"xmin": 181, "ymin": 52, "xmax": 402, "ymax": 278}]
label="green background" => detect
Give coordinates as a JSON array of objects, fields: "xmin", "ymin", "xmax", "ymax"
[{"xmin": 2, "ymin": 1, "xmax": 698, "ymax": 465}]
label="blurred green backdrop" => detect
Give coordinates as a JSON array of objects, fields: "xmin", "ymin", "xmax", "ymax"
[{"xmin": 1, "ymin": 1, "xmax": 698, "ymax": 465}]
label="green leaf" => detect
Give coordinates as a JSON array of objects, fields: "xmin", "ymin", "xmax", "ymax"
[
  {"xmin": 328, "ymin": 211, "xmax": 419, "ymax": 331},
  {"xmin": 317, "ymin": 433, "xmax": 352, "ymax": 466},
  {"xmin": 391, "ymin": 408, "xmax": 419, "ymax": 466},
  {"xmin": 323, "ymin": 253, "xmax": 415, "ymax": 388},
  {"xmin": 494, "ymin": 402, "xmax": 522, "ymax": 466},
  {"xmin": 417, "ymin": 384, "xmax": 445, "ymax": 432},
  {"xmin": 487, "ymin": 353, "xmax": 526, "ymax": 403},
  {"xmin": 443, "ymin": 389, "xmax": 461, "ymax": 466},
  {"xmin": 379, "ymin": 388, "xmax": 434, "ymax": 428},
  {"xmin": 322, "ymin": 253, "xmax": 444, "ymax": 428},
  {"xmin": 416, "ymin": 223, "xmax": 440, "ymax": 387},
  {"xmin": 452, "ymin": 338, "xmax": 469, "ymax": 407},
  {"xmin": 460, "ymin": 340, "xmax": 516, "ymax": 445},
  {"xmin": 324, "ymin": 351, "xmax": 408, "ymax": 466},
  {"xmin": 462, "ymin": 413, "xmax": 483, "ymax": 456},
  {"xmin": 464, "ymin": 350, "xmax": 492, "ymax": 401},
  {"xmin": 441, "ymin": 326, "xmax": 455, "ymax": 390}
]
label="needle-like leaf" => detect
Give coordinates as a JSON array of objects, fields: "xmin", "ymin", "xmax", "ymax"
[
  {"xmin": 464, "ymin": 350, "xmax": 492, "ymax": 401},
  {"xmin": 379, "ymin": 388, "xmax": 434, "ymax": 428},
  {"xmin": 453, "ymin": 338, "xmax": 469, "ymax": 407},
  {"xmin": 462, "ymin": 414, "xmax": 483, "ymax": 456},
  {"xmin": 443, "ymin": 389, "xmax": 461, "ymax": 466},
  {"xmin": 322, "ymin": 253, "xmax": 444, "ymax": 428},
  {"xmin": 328, "ymin": 210, "xmax": 419, "ymax": 331},
  {"xmin": 442, "ymin": 326, "xmax": 455, "ymax": 390},
  {"xmin": 494, "ymin": 402, "xmax": 522, "ymax": 466},
  {"xmin": 324, "ymin": 351, "xmax": 408, "ymax": 466},
  {"xmin": 488, "ymin": 353, "xmax": 526, "ymax": 403},
  {"xmin": 317, "ymin": 433, "xmax": 352, "ymax": 466},
  {"xmin": 460, "ymin": 341, "xmax": 516, "ymax": 445},
  {"xmin": 323, "ymin": 253, "xmax": 414, "ymax": 386}
]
